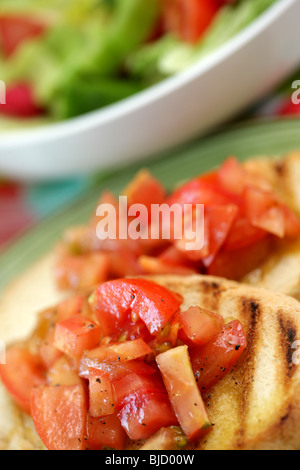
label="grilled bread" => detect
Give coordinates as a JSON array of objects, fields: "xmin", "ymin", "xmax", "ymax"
[
  {"xmin": 1, "ymin": 253, "xmax": 300, "ymax": 450},
  {"xmin": 243, "ymin": 151, "xmax": 300, "ymax": 299}
]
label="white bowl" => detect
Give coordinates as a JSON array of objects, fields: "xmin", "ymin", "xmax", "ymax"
[{"xmin": 0, "ymin": 0, "xmax": 300, "ymax": 181}]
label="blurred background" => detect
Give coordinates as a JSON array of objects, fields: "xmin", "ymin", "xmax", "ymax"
[{"xmin": 1, "ymin": 0, "xmax": 300, "ymax": 251}]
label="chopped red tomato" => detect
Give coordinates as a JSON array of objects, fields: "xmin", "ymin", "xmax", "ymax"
[
  {"xmin": 118, "ymin": 392, "xmax": 177, "ymax": 440},
  {"xmin": 123, "ymin": 169, "xmax": 166, "ymax": 224},
  {"xmin": 47, "ymin": 356, "xmax": 81, "ymax": 387},
  {"xmin": 0, "ymin": 15, "xmax": 46, "ymax": 57},
  {"xmin": 54, "ymin": 315, "xmax": 102, "ymax": 358},
  {"xmin": 0, "ymin": 346, "xmax": 46, "ymax": 414},
  {"xmin": 113, "ymin": 373, "xmax": 165, "ymax": 409},
  {"xmin": 139, "ymin": 255, "xmax": 198, "ymax": 275},
  {"xmin": 179, "ymin": 306, "xmax": 224, "ymax": 346},
  {"xmin": 217, "ymin": 156, "xmax": 247, "ymax": 195},
  {"xmin": 162, "ymin": 0, "xmax": 220, "ymax": 43},
  {"xmin": 207, "ymin": 236, "xmax": 272, "ymax": 280},
  {"xmin": 244, "ymin": 187, "xmax": 285, "ymax": 238},
  {"xmin": 190, "ymin": 320, "xmax": 247, "ymax": 392},
  {"xmin": 157, "ymin": 346, "xmax": 211, "ymax": 441},
  {"xmin": 89, "ymin": 279, "xmax": 182, "ymax": 336},
  {"xmin": 31, "ymin": 383, "xmax": 88, "ymax": 451},
  {"xmin": 0, "ymin": 83, "xmax": 44, "ymax": 118},
  {"xmin": 89, "ymin": 368, "xmax": 116, "ymax": 417},
  {"xmin": 86, "ymin": 414, "xmax": 126, "ymax": 451},
  {"xmin": 79, "ymin": 357, "xmax": 156, "ymax": 381},
  {"xmin": 55, "ymin": 253, "xmax": 110, "ymax": 291},
  {"xmin": 56, "ymin": 295, "xmax": 89, "ymax": 323},
  {"xmin": 79, "ymin": 339, "xmax": 153, "ymax": 371}
]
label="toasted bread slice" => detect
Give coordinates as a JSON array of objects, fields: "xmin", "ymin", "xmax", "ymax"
[
  {"xmin": 1, "ymin": 253, "xmax": 300, "ymax": 450},
  {"xmin": 243, "ymin": 152, "xmax": 300, "ymax": 298}
]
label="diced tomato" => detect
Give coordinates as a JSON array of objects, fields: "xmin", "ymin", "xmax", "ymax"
[
  {"xmin": 39, "ymin": 329, "xmax": 62, "ymax": 370},
  {"xmin": 86, "ymin": 414, "xmax": 126, "ymax": 451},
  {"xmin": 168, "ymin": 175, "xmax": 239, "ymax": 209},
  {"xmin": 79, "ymin": 357, "xmax": 156, "ymax": 381},
  {"xmin": 179, "ymin": 306, "xmax": 224, "ymax": 346},
  {"xmin": 89, "ymin": 279, "xmax": 182, "ymax": 336},
  {"xmin": 118, "ymin": 392, "xmax": 178, "ymax": 440},
  {"xmin": 162, "ymin": 0, "xmax": 220, "ymax": 43},
  {"xmin": 47, "ymin": 356, "xmax": 81, "ymax": 387},
  {"xmin": 190, "ymin": 320, "xmax": 247, "ymax": 392},
  {"xmin": 138, "ymin": 255, "xmax": 198, "ymax": 275},
  {"xmin": 89, "ymin": 368, "xmax": 116, "ymax": 417},
  {"xmin": 79, "ymin": 339, "xmax": 153, "ymax": 372},
  {"xmin": 0, "ymin": 15, "xmax": 46, "ymax": 57},
  {"xmin": 55, "ymin": 253, "xmax": 110, "ymax": 291},
  {"xmin": 56, "ymin": 296, "xmax": 89, "ymax": 323},
  {"xmin": 54, "ymin": 315, "xmax": 101, "ymax": 358},
  {"xmin": 223, "ymin": 215, "xmax": 268, "ymax": 252},
  {"xmin": 0, "ymin": 346, "xmax": 46, "ymax": 414},
  {"xmin": 31, "ymin": 383, "xmax": 88, "ymax": 451},
  {"xmin": 207, "ymin": 236, "xmax": 272, "ymax": 281},
  {"xmin": 123, "ymin": 170, "xmax": 166, "ymax": 224},
  {"xmin": 217, "ymin": 156, "xmax": 247, "ymax": 195},
  {"xmin": 0, "ymin": 83, "xmax": 44, "ymax": 118},
  {"xmin": 244, "ymin": 186, "xmax": 285, "ymax": 238},
  {"xmin": 156, "ymin": 345, "xmax": 211, "ymax": 441},
  {"xmin": 113, "ymin": 373, "xmax": 165, "ymax": 409}
]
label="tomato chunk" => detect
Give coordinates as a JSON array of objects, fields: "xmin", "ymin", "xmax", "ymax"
[
  {"xmin": 118, "ymin": 392, "xmax": 178, "ymax": 440},
  {"xmin": 0, "ymin": 346, "xmax": 46, "ymax": 414},
  {"xmin": 89, "ymin": 368, "xmax": 116, "ymax": 417},
  {"xmin": 54, "ymin": 315, "xmax": 101, "ymax": 358},
  {"xmin": 157, "ymin": 346, "xmax": 211, "ymax": 441},
  {"xmin": 179, "ymin": 306, "xmax": 224, "ymax": 346},
  {"xmin": 1, "ymin": 83, "xmax": 44, "ymax": 118},
  {"xmin": 47, "ymin": 356, "xmax": 81, "ymax": 387},
  {"xmin": 162, "ymin": 0, "xmax": 220, "ymax": 43},
  {"xmin": 55, "ymin": 253, "xmax": 110, "ymax": 291},
  {"xmin": 190, "ymin": 320, "xmax": 247, "ymax": 392},
  {"xmin": 79, "ymin": 357, "xmax": 156, "ymax": 381},
  {"xmin": 86, "ymin": 414, "xmax": 126, "ymax": 451},
  {"xmin": 31, "ymin": 384, "xmax": 88, "ymax": 450},
  {"xmin": 113, "ymin": 373, "xmax": 165, "ymax": 409},
  {"xmin": 0, "ymin": 15, "xmax": 46, "ymax": 57},
  {"xmin": 89, "ymin": 279, "xmax": 182, "ymax": 336}
]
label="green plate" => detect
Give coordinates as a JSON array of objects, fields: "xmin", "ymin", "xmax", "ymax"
[{"xmin": 1, "ymin": 117, "xmax": 300, "ymax": 292}]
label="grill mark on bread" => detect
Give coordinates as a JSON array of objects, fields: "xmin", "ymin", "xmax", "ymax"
[
  {"xmin": 234, "ymin": 298, "xmax": 262, "ymax": 448},
  {"xmin": 278, "ymin": 312, "xmax": 297, "ymax": 380},
  {"xmin": 197, "ymin": 281, "xmax": 223, "ymax": 312}
]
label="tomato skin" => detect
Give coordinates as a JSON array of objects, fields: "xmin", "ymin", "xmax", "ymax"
[
  {"xmin": 156, "ymin": 345, "xmax": 211, "ymax": 441},
  {"xmin": 190, "ymin": 320, "xmax": 247, "ymax": 392},
  {"xmin": 79, "ymin": 356, "xmax": 156, "ymax": 381},
  {"xmin": 113, "ymin": 373, "xmax": 165, "ymax": 410},
  {"xmin": 162, "ymin": 0, "xmax": 220, "ymax": 43},
  {"xmin": 0, "ymin": 347, "xmax": 46, "ymax": 414},
  {"xmin": 54, "ymin": 315, "xmax": 102, "ymax": 358},
  {"xmin": 0, "ymin": 83, "xmax": 44, "ymax": 118},
  {"xmin": 86, "ymin": 414, "xmax": 126, "ymax": 451},
  {"xmin": 207, "ymin": 236, "xmax": 272, "ymax": 280},
  {"xmin": 118, "ymin": 392, "xmax": 178, "ymax": 440},
  {"xmin": 31, "ymin": 383, "xmax": 88, "ymax": 450},
  {"xmin": 0, "ymin": 15, "xmax": 45, "ymax": 57},
  {"xmin": 90, "ymin": 279, "xmax": 182, "ymax": 336},
  {"xmin": 179, "ymin": 306, "xmax": 224, "ymax": 346}
]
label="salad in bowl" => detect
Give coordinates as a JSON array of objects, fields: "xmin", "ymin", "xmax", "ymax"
[{"xmin": 0, "ymin": 0, "xmax": 277, "ymax": 124}]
